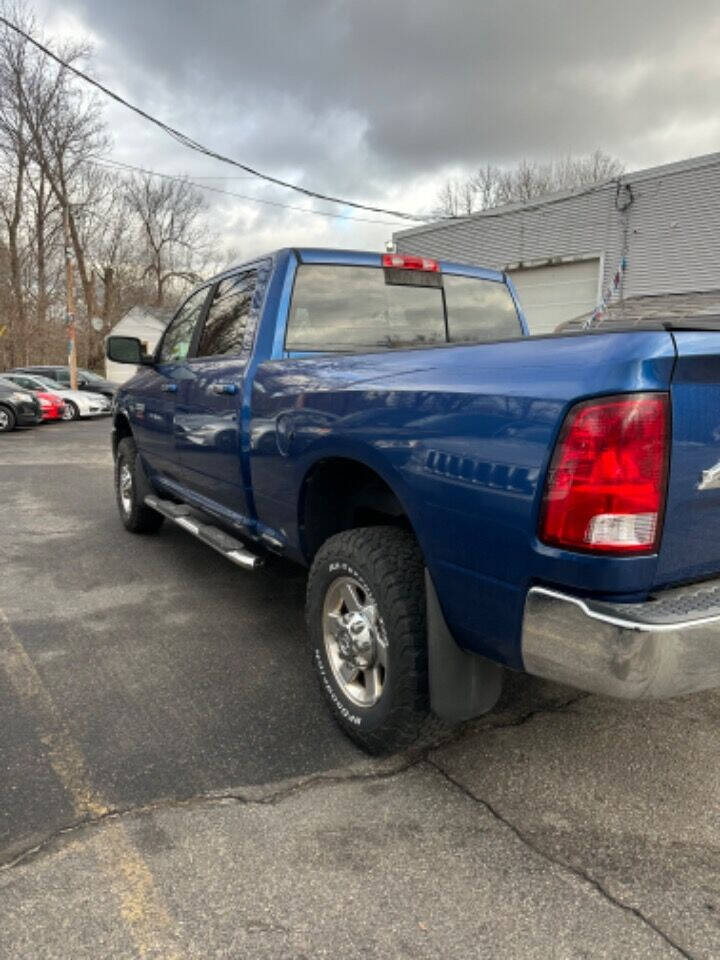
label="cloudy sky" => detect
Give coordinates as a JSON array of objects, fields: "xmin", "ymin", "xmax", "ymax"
[{"xmin": 32, "ymin": 0, "xmax": 720, "ymax": 262}]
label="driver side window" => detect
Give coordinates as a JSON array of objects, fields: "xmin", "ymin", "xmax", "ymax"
[{"xmin": 158, "ymin": 287, "xmax": 209, "ymax": 363}]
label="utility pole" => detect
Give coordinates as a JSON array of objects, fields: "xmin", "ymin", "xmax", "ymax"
[{"xmin": 63, "ymin": 203, "xmax": 78, "ymax": 390}]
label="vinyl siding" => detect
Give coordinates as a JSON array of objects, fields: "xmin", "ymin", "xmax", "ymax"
[
  {"xmin": 624, "ymin": 159, "xmax": 720, "ymax": 296},
  {"xmin": 395, "ymin": 152, "xmax": 720, "ymax": 304}
]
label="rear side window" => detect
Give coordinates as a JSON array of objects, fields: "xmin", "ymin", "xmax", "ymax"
[
  {"xmin": 443, "ymin": 275, "xmax": 520, "ymax": 343},
  {"xmin": 285, "ymin": 264, "xmax": 520, "ymax": 352},
  {"xmin": 196, "ymin": 270, "xmax": 256, "ymax": 357},
  {"xmin": 158, "ymin": 287, "xmax": 209, "ymax": 363}
]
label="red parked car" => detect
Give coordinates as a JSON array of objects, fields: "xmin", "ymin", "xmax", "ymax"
[{"xmin": 36, "ymin": 391, "xmax": 66, "ymax": 422}]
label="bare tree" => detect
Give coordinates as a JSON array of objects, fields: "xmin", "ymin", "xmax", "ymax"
[
  {"xmin": 435, "ymin": 177, "xmax": 477, "ymax": 218},
  {"xmin": 435, "ymin": 151, "xmax": 624, "ymax": 217},
  {"xmin": 25, "ymin": 166, "xmax": 59, "ymax": 330},
  {"xmin": 0, "ymin": 6, "xmax": 277, "ymax": 367},
  {"xmin": 92, "ymin": 172, "xmax": 131, "ymax": 328},
  {"xmin": 77, "ymin": 168, "xmax": 156, "ymax": 364},
  {"xmin": 21, "ymin": 50, "xmax": 109, "ymax": 325},
  {"xmin": 473, "ymin": 162, "xmax": 502, "ymax": 210},
  {"xmin": 125, "ymin": 173, "xmax": 208, "ymax": 306},
  {"xmin": 0, "ymin": 4, "xmax": 111, "ymax": 366},
  {"xmin": 0, "ymin": 2, "xmax": 35, "ymax": 364}
]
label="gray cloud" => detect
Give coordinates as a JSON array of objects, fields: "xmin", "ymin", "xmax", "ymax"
[
  {"xmin": 40, "ymin": 0, "xmax": 720, "ymax": 256},
  {"xmin": 69, "ymin": 1, "xmax": 720, "ymax": 163}
]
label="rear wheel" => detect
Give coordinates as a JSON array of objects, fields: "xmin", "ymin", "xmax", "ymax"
[
  {"xmin": 62, "ymin": 400, "xmax": 79, "ymax": 421},
  {"xmin": 115, "ymin": 436, "xmax": 164, "ymax": 533},
  {"xmin": 0, "ymin": 405, "xmax": 16, "ymax": 432},
  {"xmin": 306, "ymin": 526, "xmax": 431, "ymax": 754}
]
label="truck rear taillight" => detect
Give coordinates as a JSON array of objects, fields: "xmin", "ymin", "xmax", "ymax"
[
  {"xmin": 539, "ymin": 393, "xmax": 669, "ymax": 554},
  {"xmin": 382, "ymin": 253, "xmax": 439, "ymax": 272}
]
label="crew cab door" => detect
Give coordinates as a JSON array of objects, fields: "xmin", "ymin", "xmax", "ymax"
[
  {"xmin": 175, "ymin": 267, "xmax": 259, "ymax": 518},
  {"xmin": 129, "ymin": 286, "xmax": 211, "ymax": 477}
]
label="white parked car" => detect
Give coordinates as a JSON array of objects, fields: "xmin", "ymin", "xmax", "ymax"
[{"xmin": 1, "ymin": 372, "xmax": 111, "ymax": 421}]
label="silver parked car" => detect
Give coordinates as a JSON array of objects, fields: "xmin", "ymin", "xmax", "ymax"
[{"xmin": 1, "ymin": 372, "xmax": 111, "ymax": 421}]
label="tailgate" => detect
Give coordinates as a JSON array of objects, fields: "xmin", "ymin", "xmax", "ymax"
[{"xmin": 655, "ymin": 330, "xmax": 720, "ymax": 586}]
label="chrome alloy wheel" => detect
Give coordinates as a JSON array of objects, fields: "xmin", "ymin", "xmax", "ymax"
[
  {"xmin": 119, "ymin": 461, "xmax": 133, "ymax": 515},
  {"xmin": 61, "ymin": 403, "xmax": 74, "ymax": 421},
  {"xmin": 0, "ymin": 408, "xmax": 10, "ymax": 431},
  {"xmin": 322, "ymin": 575, "xmax": 387, "ymax": 707}
]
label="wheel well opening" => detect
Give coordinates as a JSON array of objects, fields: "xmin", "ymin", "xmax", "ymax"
[
  {"xmin": 300, "ymin": 458, "xmax": 410, "ymax": 561},
  {"xmin": 113, "ymin": 413, "xmax": 133, "ymax": 457}
]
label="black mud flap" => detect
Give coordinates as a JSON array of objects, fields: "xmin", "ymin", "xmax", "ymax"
[
  {"xmin": 426, "ymin": 570, "xmax": 503, "ymax": 723},
  {"xmin": 133, "ymin": 451, "xmax": 156, "ymax": 504}
]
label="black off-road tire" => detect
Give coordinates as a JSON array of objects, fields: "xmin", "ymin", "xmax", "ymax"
[
  {"xmin": 115, "ymin": 436, "xmax": 164, "ymax": 534},
  {"xmin": 0, "ymin": 404, "xmax": 16, "ymax": 433},
  {"xmin": 306, "ymin": 526, "xmax": 432, "ymax": 754}
]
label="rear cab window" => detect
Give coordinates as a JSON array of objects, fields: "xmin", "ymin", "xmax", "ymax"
[
  {"xmin": 196, "ymin": 269, "xmax": 257, "ymax": 358},
  {"xmin": 158, "ymin": 287, "xmax": 210, "ymax": 363},
  {"xmin": 285, "ymin": 263, "xmax": 521, "ymax": 352}
]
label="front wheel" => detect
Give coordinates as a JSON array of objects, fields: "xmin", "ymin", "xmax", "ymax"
[
  {"xmin": 115, "ymin": 436, "xmax": 164, "ymax": 533},
  {"xmin": 306, "ymin": 526, "xmax": 431, "ymax": 754}
]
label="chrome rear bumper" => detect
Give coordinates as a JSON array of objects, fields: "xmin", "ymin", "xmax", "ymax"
[{"xmin": 522, "ymin": 582, "xmax": 720, "ymax": 699}]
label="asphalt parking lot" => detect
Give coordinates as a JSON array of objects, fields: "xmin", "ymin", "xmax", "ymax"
[{"xmin": 1, "ymin": 418, "xmax": 718, "ymax": 959}]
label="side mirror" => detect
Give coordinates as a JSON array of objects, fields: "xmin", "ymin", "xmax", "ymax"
[{"xmin": 105, "ymin": 336, "xmax": 151, "ymax": 365}]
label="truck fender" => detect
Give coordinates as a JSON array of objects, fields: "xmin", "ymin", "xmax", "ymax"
[{"xmin": 425, "ymin": 570, "xmax": 503, "ymax": 722}]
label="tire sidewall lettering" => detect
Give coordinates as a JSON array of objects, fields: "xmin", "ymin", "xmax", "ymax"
[
  {"xmin": 314, "ymin": 649, "xmax": 362, "ymax": 725},
  {"xmin": 314, "ymin": 558, "xmax": 390, "ymax": 729}
]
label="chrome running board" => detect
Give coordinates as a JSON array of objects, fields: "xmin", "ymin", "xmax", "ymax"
[{"xmin": 145, "ymin": 495, "xmax": 263, "ymax": 570}]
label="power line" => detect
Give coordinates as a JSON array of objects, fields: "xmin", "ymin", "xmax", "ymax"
[
  {"xmin": 175, "ymin": 175, "xmax": 256, "ymax": 181},
  {"xmin": 0, "ymin": 14, "xmax": 435, "ymax": 223},
  {"xmin": 88, "ymin": 156, "xmax": 410, "ymax": 226}
]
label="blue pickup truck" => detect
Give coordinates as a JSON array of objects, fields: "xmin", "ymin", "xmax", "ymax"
[{"xmin": 107, "ymin": 247, "xmax": 720, "ymax": 752}]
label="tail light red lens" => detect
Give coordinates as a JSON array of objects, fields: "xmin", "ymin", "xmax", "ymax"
[
  {"xmin": 539, "ymin": 393, "xmax": 669, "ymax": 554},
  {"xmin": 382, "ymin": 253, "xmax": 439, "ymax": 272}
]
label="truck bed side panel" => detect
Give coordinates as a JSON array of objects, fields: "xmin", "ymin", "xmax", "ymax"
[{"xmin": 250, "ymin": 331, "xmax": 676, "ymax": 668}]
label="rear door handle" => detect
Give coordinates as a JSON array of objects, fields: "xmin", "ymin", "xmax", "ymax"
[
  {"xmin": 211, "ymin": 382, "xmax": 239, "ymax": 395},
  {"xmin": 161, "ymin": 382, "xmax": 178, "ymax": 393}
]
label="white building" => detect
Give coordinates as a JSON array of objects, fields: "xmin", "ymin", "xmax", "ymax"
[
  {"xmin": 104, "ymin": 305, "xmax": 173, "ymax": 384},
  {"xmin": 394, "ymin": 152, "xmax": 720, "ymax": 333}
]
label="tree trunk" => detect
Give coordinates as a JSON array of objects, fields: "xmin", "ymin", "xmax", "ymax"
[
  {"xmin": 6, "ymin": 154, "xmax": 26, "ymax": 368},
  {"xmin": 67, "ymin": 206, "xmax": 96, "ymax": 320},
  {"xmin": 35, "ymin": 176, "xmax": 47, "ymax": 343},
  {"xmin": 102, "ymin": 265, "xmax": 114, "ymax": 328}
]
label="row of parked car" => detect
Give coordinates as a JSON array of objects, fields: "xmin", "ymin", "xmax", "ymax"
[{"xmin": 0, "ymin": 364, "xmax": 116, "ymax": 433}]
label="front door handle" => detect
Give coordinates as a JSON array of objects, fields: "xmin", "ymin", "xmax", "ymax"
[
  {"xmin": 211, "ymin": 382, "xmax": 239, "ymax": 395},
  {"xmin": 161, "ymin": 382, "xmax": 178, "ymax": 393}
]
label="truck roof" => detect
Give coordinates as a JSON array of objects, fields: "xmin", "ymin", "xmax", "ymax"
[{"xmin": 213, "ymin": 247, "xmax": 506, "ymax": 285}]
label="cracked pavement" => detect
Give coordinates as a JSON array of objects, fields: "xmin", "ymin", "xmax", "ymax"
[{"xmin": 1, "ymin": 419, "xmax": 719, "ymax": 959}]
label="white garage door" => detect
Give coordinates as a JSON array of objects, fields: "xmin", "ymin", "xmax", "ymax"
[{"xmin": 507, "ymin": 259, "xmax": 600, "ymax": 335}]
